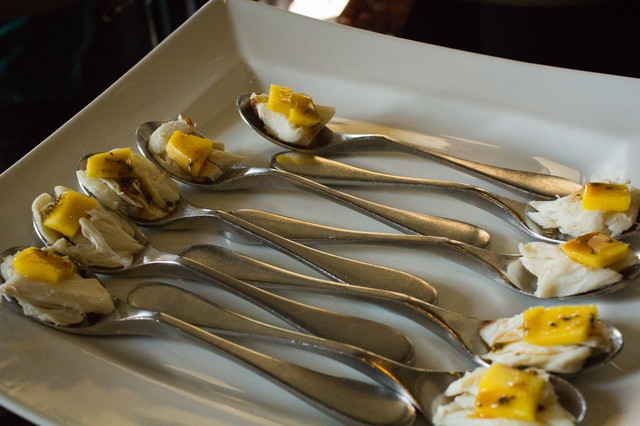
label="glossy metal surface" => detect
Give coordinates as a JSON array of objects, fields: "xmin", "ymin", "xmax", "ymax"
[
  {"xmin": 181, "ymin": 244, "xmax": 623, "ymax": 378},
  {"xmin": 271, "ymin": 153, "xmax": 640, "ymax": 243},
  {"xmin": 0, "ymin": 250, "xmax": 416, "ymax": 426},
  {"xmin": 75, "ymin": 154, "xmax": 438, "ymax": 305},
  {"xmin": 31, "ymin": 214, "xmax": 415, "ymax": 364},
  {"xmin": 136, "ymin": 121, "xmax": 490, "ymax": 247},
  {"xmin": 228, "ymin": 209, "xmax": 640, "ymax": 300},
  {"xmin": 237, "ymin": 93, "xmax": 583, "ymax": 200},
  {"xmin": 128, "ymin": 282, "xmax": 588, "ymax": 422}
]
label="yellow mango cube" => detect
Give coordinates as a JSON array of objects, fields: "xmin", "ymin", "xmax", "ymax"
[
  {"xmin": 13, "ymin": 247, "xmax": 75, "ymax": 285},
  {"xmin": 289, "ymin": 93, "xmax": 320, "ymax": 127},
  {"xmin": 582, "ymin": 182, "xmax": 631, "ymax": 211},
  {"xmin": 86, "ymin": 147, "xmax": 134, "ymax": 178},
  {"xmin": 474, "ymin": 364, "xmax": 545, "ymax": 421},
  {"xmin": 166, "ymin": 131, "xmax": 213, "ymax": 177},
  {"xmin": 267, "ymin": 84, "xmax": 294, "ymax": 115},
  {"xmin": 523, "ymin": 305, "xmax": 597, "ymax": 346},
  {"xmin": 561, "ymin": 232, "xmax": 629, "ymax": 268},
  {"xmin": 43, "ymin": 190, "xmax": 98, "ymax": 239}
]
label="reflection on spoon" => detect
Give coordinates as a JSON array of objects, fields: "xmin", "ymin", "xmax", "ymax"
[
  {"xmin": 0, "ymin": 249, "xmax": 416, "ymax": 426},
  {"xmin": 236, "ymin": 92, "xmax": 583, "ymax": 200},
  {"xmin": 30, "ymin": 209, "xmax": 416, "ymax": 364},
  {"xmin": 180, "ymin": 244, "xmax": 624, "ymax": 377},
  {"xmin": 129, "ymin": 282, "xmax": 588, "ymax": 421},
  {"xmin": 75, "ymin": 154, "xmax": 439, "ymax": 305},
  {"xmin": 226, "ymin": 209, "xmax": 640, "ymax": 300},
  {"xmin": 135, "ymin": 120, "xmax": 491, "ymax": 247},
  {"xmin": 271, "ymin": 152, "xmax": 640, "ymax": 243}
]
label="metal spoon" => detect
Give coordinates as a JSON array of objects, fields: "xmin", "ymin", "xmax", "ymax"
[
  {"xmin": 128, "ymin": 282, "xmax": 588, "ymax": 421},
  {"xmin": 135, "ymin": 121, "xmax": 490, "ymax": 247},
  {"xmin": 30, "ymin": 214, "xmax": 415, "ymax": 364},
  {"xmin": 74, "ymin": 158, "xmax": 438, "ymax": 305},
  {"xmin": 0, "ymin": 250, "xmax": 416, "ymax": 425},
  {"xmin": 179, "ymin": 244, "xmax": 624, "ymax": 377},
  {"xmin": 225, "ymin": 209, "xmax": 640, "ymax": 300},
  {"xmin": 236, "ymin": 92, "xmax": 583, "ymax": 200},
  {"xmin": 271, "ymin": 152, "xmax": 640, "ymax": 243}
]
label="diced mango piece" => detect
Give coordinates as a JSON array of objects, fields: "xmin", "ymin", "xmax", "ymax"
[
  {"xmin": 267, "ymin": 84, "xmax": 294, "ymax": 115},
  {"xmin": 43, "ymin": 190, "xmax": 98, "ymax": 239},
  {"xmin": 166, "ymin": 131, "xmax": 213, "ymax": 177},
  {"xmin": 289, "ymin": 93, "xmax": 320, "ymax": 127},
  {"xmin": 561, "ymin": 232, "xmax": 629, "ymax": 268},
  {"xmin": 13, "ymin": 247, "xmax": 75, "ymax": 285},
  {"xmin": 86, "ymin": 147, "xmax": 134, "ymax": 178},
  {"xmin": 474, "ymin": 364, "xmax": 545, "ymax": 421},
  {"xmin": 523, "ymin": 305, "xmax": 597, "ymax": 346},
  {"xmin": 265, "ymin": 85, "xmax": 322, "ymax": 128},
  {"xmin": 582, "ymin": 182, "xmax": 631, "ymax": 211}
]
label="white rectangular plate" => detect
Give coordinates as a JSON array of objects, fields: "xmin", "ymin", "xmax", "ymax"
[{"xmin": 1, "ymin": 0, "xmax": 639, "ymax": 424}]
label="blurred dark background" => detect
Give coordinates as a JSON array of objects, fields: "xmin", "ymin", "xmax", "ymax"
[
  {"xmin": 0, "ymin": 0, "xmax": 208, "ymax": 173},
  {"xmin": 2, "ymin": 0, "xmax": 639, "ymax": 174}
]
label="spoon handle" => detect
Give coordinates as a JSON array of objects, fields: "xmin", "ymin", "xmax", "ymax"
[
  {"xmin": 272, "ymin": 153, "xmax": 531, "ymax": 234},
  {"xmin": 262, "ymin": 168, "xmax": 490, "ymax": 248},
  {"xmin": 180, "ymin": 244, "xmax": 422, "ymax": 301},
  {"xmin": 157, "ymin": 312, "xmax": 416, "ymax": 425},
  {"xmin": 216, "ymin": 210, "xmax": 438, "ymax": 304},
  {"xmin": 173, "ymin": 252, "xmax": 416, "ymax": 364},
  {"xmin": 178, "ymin": 245, "xmax": 492, "ymax": 362},
  {"xmin": 129, "ymin": 283, "xmax": 420, "ymax": 408},
  {"xmin": 340, "ymin": 134, "xmax": 583, "ymax": 199},
  {"xmin": 226, "ymin": 210, "xmax": 526, "ymax": 294}
]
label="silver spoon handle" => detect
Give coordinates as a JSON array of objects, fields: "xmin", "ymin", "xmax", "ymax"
[
  {"xmin": 171, "ymin": 251, "xmax": 416, "ymax": 364},
  {"xmin": 339, "ymin": 134, "xmax": 583, "ymax": 199},
  {"xmin": 178, "ymin": 245, "xmax": 491, "ymax": 362},
  {"xmin": 226, "ymin": 210, "xmax": 523, "ymax": 294},
  {"xmin": 271, "ymin": 153, "xmax": 530, "ymax": 233},
  {"xmin": 257, "ymin": 168, "xmax": 490, "ymax": 247},
  {"xmin": 229, "ymin": 208, "xmax": 459, "ymax": 248},
  {"xmin": 217, "ymin": 210, "xmax": 437, "ymax": 304},
  {"xmin": 138, "ymin": 285, "xmax": 466, "ymax": 421},
  {"xmin": 157, "ymin": 313, "xmax": 416, "ymax": 425},
  {"xmin": 130, "ymin": 283, "xmax": 419, "ymax": 408},
  {"xmin": 134, "ymin": 200, "xmax": 437, "ymax": 304},
  {"xmin": 180, "ymin": 244, "xmax": 422, "ymax": 301}
]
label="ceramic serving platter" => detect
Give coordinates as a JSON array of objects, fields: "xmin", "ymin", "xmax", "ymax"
[{"xmin": 1, "ymin": 0, "xmax": 639, "ymax": 424}]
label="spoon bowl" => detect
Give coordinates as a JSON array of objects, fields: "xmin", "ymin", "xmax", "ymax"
[
  {"xmin": 227, "ymin": 209, "xmax": 640, "ymax": 300},
  {"xmin": 30, "ymin": 206, "xmax": 417, "ymax": 364},
  {"xmin": 129, "ymin": 281, "xmax": 588, "ymax": 421},
  {"xmin": 180, "ymin": 244, "xmax": 624, "ymax": 378},
  {"xmin": 135, "ymin": 121, "xmax": 491, "ymax": 247},
  {"xmin": 0, "ymin": 248, "xmax": 416, "ymax": 425},
  {"xmin": 236, "ymin": 92, "xmax": 583, "ymax": 199}
]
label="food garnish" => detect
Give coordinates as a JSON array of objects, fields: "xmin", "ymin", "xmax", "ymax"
[
  {"xmin": 250, "ymin": 84, "xmax": 335, "ymax": 147},
  {"xmin": 480, "ymin": 305, "xmax": 611, "ymax": 374},
  {"xmin": 527, "ymin": 180, "xmax": 640, "ymax": 237},
  {"xmin": 0, "ymin": 247, "xmax": 115, "ymax": 326}
]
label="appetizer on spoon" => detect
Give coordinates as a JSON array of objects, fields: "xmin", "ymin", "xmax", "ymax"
[
  {"xmin": 226, "ymin": 209, "xmax": 640, "ymax": 299},
  {"xmin": 271, "ymin": 153, "xmax": 640, "ymax": 243},
  {"xmin": 30, "ymin": 188, "xmax": 416, "ymax": 363},
  {"xmin": 129, "ymin": 282, "xmax": 588, "ymax": 423},
  {"xmin": 236, "ymin": 87, "xmax": 582, "ymax": 199},
  {"xmin": 0, "ymin": 247, "xmax": 416, "ymax": 426},
  {"xmin": 74, "ymin": 151, "xmax": 439, "ymax": 304},
  {"xmin": 180, "ymin": 244, "xmax": 624, "ymax": 377},
  {"xmin": 135, "ymin": 117, "xmax": 490, "ymax": 247}
]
